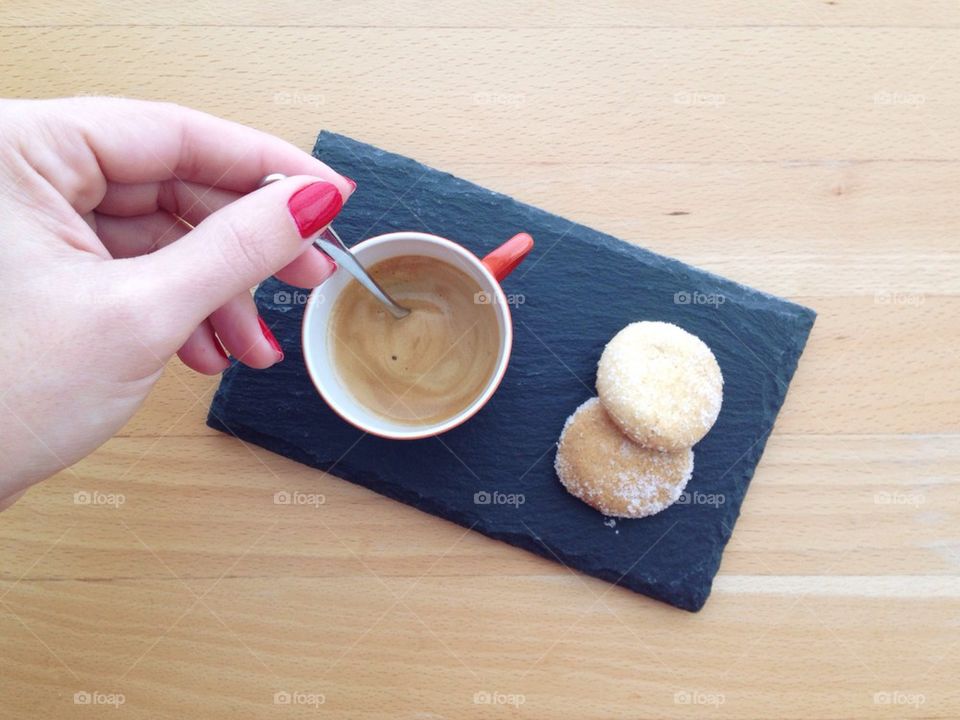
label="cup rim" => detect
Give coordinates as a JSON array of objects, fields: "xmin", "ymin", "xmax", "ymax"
[{"xmin": 301, "ymin": 231, "xmax": 514, "ymax": 440}]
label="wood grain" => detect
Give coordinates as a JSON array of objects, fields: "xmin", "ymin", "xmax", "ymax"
[{"xmin": 1, "ymin": 3, "xmax": 958, "ymax": 718}]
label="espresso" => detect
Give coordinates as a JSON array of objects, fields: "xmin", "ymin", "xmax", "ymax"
[{"xmin": 329, "ymin": 255, "xmax": 500, "ymax": 426}]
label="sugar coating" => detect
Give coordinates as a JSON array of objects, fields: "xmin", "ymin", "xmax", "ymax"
[
  {"xmin": 597, "ymin": 321, "xmax": 723, "ymax": 452},
  {"xmin": 554, "ymin": 398, "xmax": 694, "ymax": 519}
]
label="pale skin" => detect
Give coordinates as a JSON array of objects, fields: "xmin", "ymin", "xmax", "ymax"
[{"xmin": 0, "ymin": 97, "xmax": 355, "ymax": 510}]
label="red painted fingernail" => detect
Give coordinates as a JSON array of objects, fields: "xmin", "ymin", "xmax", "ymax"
[
  {"xmin": 317, "ymin": 255, "xmax": 338, "ymax": 282},
  {"xmin": 258, "ymin": 316, "xmax": 284, "ymax": 360},
  {"xmin": 288, "ymin": 181, "xmax": 344, "ymax": 238},
  {"xmin": 343, "ymin": 176, "xmax": 357, "ymax": 194}
]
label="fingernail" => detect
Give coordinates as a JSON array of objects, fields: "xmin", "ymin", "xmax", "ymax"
[
  {"xmin": 317, "ymin": 255, "xmax": 338, "ymax": 282},
  {"xmin": 288, "ymin": 181, "xmax": 344, "ymax": 239},
  {"xmin": 343, "ymin": 176, "xmax": 357, "ymax": 194},
  {"xmin": 214, "ymin": 338, "xmax": 229, "ymax": 361},
  {"xmin": 258, "ymin": 316, "xmax": 284, "ymax": 361}
]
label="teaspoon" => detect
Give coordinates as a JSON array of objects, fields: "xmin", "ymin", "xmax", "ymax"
[{"xmin": 258, "ymin": 173, "xmax": 411, "ymax": 319}]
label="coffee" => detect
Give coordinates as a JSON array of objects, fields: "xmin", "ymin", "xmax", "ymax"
[{"xmin": 329, "ymin": 255, "xmax": 500, "ymax": 426}]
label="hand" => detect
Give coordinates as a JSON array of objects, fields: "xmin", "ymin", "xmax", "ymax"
[{"xmin": 0, "ymin": 97, "xmax": 355, "ymax": 507}]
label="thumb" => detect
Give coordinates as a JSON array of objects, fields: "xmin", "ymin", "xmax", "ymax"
[{"xmin": 143, "ymin": 175, "xmax": 348, "ymax": 324}]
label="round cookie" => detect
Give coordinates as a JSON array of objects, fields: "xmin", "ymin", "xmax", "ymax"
[
  {"xmin": 555, "ymin": 397, "xmax": 694, "ymax": 518},
  {"xmin": 597, "ymin": 321, "xmax": 723, "ymax": 452}
]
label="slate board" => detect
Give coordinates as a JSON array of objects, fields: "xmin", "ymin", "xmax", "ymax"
[{"xmin": 207, "ymin": 131, "xmax": 816, "ymax": 612}]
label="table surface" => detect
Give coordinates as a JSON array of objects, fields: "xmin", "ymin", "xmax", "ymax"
[{"xmin": 2, "ymin": 2, "xmax": 958, "ymax": 718}]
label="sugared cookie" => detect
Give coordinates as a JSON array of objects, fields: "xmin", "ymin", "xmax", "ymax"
[
  {"xmin": 555, "ymin": 397, "xmax": 694, "ymax": 518},
  {"xmin": 597, "ymin": 321, "xmax": 723, "ymax": 452}
]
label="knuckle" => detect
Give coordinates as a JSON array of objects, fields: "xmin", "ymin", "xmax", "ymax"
[{"xmin": 214, "ymin": 214, "xmax": 270, "ymax": 282}]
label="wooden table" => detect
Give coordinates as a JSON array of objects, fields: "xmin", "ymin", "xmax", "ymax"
[{"xmin": 2, "ymin": 3, "xmax": 958, "ymax": 718}]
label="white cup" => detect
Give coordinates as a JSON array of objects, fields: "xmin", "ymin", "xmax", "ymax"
[{"xmin": 302, "ymin": 231, "xmax": 533, "ymax": 439}]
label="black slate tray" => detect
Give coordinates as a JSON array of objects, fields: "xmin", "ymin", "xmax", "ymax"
[{"xmin": 207, "ymin": 131, "xmax": 816, "ymax": 612}]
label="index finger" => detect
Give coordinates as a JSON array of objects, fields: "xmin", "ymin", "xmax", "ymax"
[{"xmin": 30, "ymin": 96, "xmax": 353, "ymax": 198}]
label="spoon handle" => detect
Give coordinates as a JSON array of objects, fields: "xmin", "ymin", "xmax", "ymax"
[
  {"xmin": 256, "ymin": 173, "xmax": 410, "ymax": 320},
  {"xmin": 313, "ymin": 227, "xmax": 411, "ymax": 319}
]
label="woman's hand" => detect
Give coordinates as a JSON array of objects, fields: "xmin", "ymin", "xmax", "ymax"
[{"xmin": 0, "ymin": 97, "xmax": 354, "ymax": 507}]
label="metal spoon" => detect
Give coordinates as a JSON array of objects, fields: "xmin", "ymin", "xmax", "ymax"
[{"xmin": 258, "ymin": 173, "xmax": 410, "ymax": 319}]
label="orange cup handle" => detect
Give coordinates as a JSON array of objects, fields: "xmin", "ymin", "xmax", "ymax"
[{"xmin": 480, "ymin": 232, "xmax": 535, "ymax": 282}]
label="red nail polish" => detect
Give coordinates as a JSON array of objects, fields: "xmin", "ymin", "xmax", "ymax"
[
  {"xmin": 258, "ymin": 316, "xmax": 284, "ymax": 360},
  {"xmin": 343, "ymin": 176, "xmax": 357, "ymax": 193},
  {"xmin": 317, "ymin": 255, "xmax": 338, "ymax": 282},
  {"xmin": 288, "ymin": 181, "xmax": 344, "ymax": 238}
]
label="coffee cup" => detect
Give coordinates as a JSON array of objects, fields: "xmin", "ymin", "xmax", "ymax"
[{"xmin": 302, "ymin": 231, "xmax": 533, "ymax": 439}]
